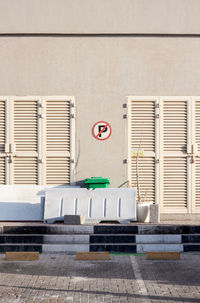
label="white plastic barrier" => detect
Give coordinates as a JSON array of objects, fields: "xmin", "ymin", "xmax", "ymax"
[
  {"xmin": 0, "ymin": 185, "xmax": 78, "ymax": 221},
  {"xmin": 44, "ymin": 188, "xmax": 137, "ymax": 223}
]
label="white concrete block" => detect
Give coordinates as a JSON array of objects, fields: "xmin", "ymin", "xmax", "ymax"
[
  {"xmin": 42, "ymin": 244, "xmax": 89, "ymax": 253},
  {"xmin": 136, "ymin": 235, "xmax": 182, "ymax": 244},
  {"xmin": 137, "ymin": 244, "xmax": 183, "ymax": 253},
  {"xmin": 150, "ymin": 204, "xmax": 160, "ymax": 223},
  {"xmin": 43, "ymin": 235, "xmax": 89, "ymax": 244},
  {"xmin": 44, "ymin": 188, "xmax": 136, "ymax": 223},
  {"xmin": 64, "ymin": 215, "xmax": 85, "ymax": 225}
]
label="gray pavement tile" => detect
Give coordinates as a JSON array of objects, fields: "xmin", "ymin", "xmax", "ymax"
[{"xmin": 0, "ymin": 253, "xmax": 199, "ymax": 302}]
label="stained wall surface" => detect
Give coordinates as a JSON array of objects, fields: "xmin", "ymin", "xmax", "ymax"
[
  {"xmin": 0, "ymin": 0, "xmax": 200, "ymax": 186},
  {"xmin": 0, "ymin": 36, "xmax": 200, "ymax": 186},
  {"xmin": 0, "ymin": 0, "xmax": 200, "ymax": 34}
]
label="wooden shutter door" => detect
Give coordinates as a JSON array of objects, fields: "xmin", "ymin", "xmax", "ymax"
[
  {"xmin": 128, "ymin": 98, "xmax": 158, "ymax": 204},
  {"xmin": 193, "ymin": 97, "xmax": 200, "ymax": 212},
  {"xmin": 44, "ymin": 97, "xmax": 75, "ymax": 185},
  {"xmin": 161, "ymin": 97, "xmax": 190, "ymax": 213},
  {"xmin": 11, "ymin": 97, "xmax": 40, "ymax": 184},
  {"xmin": 0, "ymin": 98, "xmax": 7, "ymax": 184}
]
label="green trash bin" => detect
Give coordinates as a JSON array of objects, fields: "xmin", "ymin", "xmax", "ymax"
[{"xmin": 85, "ymin": 177, "xmax": 110, "ymax": 189}]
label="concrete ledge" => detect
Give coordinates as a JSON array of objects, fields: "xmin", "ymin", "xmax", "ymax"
[
  {"xmin": 5, "ymin": 252, "xmax": 39, "ymax": 261},
  {"xmin": 46, "ymin": 225, "xmax": 94, "ymax": 234},
  {"xmin": 146, "ymin": 252, "xmax": 180, "ymax": 260},
  {"xmin": 43, "ymin": 244, "xmax": 89, "ymax": 253},
  {"xmin": 43, "ymin": 235, "xmax": 89, "ymax": 244},
  {"xmin": 137, "ymin": 244, "xmax": 183, "ymax": 253},
  {"xmin": 136, "ymin": 235, "xmax": 182, "ymax": 244},
  {"xmin": 76, "ymin": 252, "xmax": 110, "ymax": 260}
]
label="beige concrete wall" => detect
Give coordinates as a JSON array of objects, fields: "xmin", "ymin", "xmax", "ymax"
[
  {"xmin": 0, "ymin": 0, "xmax": 200, "ymax": 34},
  {"xmin": 0, "ymin": 36, "xmax": 200, "ymax": 186}
]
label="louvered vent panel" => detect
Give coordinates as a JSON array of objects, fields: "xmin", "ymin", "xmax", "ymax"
[
  {"xmin": 131, "ymin": 101, "xmax": 155, "ymax": 152},
  {"xmin": 14, "ymin": 157, "xmax": 38, "ymax": 184},
  {"xmin": 131, "ymin": 157, "xmax": 155, "ymax": 203},
  {"xmin": 0, "ymin": 101, "xmax": 5, "ymax": 152},
  {"xmin": 46, "ymin": 101, "xmax": 70, "ymax": 152},
  {"xmin": 163, "ymin": 101, "xmax": 187, "ymax": 152},
  {"xmin": 0, "ymin": 158, "xmax": 5, "ymax": 184},
  {"xmin": 14, "ymin": 101, "xmax": 38, "ymax": 152},
  {"xmin": 195, "ymin": 158, "xmax": 200, "ymax": 207},
  {"xmin": 46, "ymin": 157, "xmax": 70, "ymax": 185},
  {"xmin": 195, "ymin": 101, "xmax": 200, "ymax": 151},
  {"xmin": 163, "ymin": 157, "xmax": 187, "ymax": 208}
]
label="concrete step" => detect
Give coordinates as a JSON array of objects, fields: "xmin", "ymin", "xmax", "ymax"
[
  {"xmin": 90, "ymin": 244, "xmax": 137, "ymax": 253},
  {"xmin": 0, "ymin": 243, "xmax": 88, "ymax": 253},
  {"xmin": 138, "ymin": 225, "xmax": 200, "ymax": 234},
  {"xmin": 0, "ymin": 235, "xmax": 43, "ymax": 244},
  {"xmin": 1, "ymin": 224, "xmax": 200, "ymax": 254},
  {"xmin": 2, "ymin": 226, "xmax": 47, "ymax": 234},
  {"xmin": 182, "ymin": 235, "xmax": 200, "ymax": 243},
  {"xmin": 136, "ymin": 235, "xmax": 182, "ymax": 244},
  {"xmin": 90, "ymin": 235, "xmax": 136, "ymax": 243},
  {"xmin": 137, "ymin": 244, "xmax": 183, "ymax": 253},
  {"xmin": 183, "ymin": 244, "xmax": 200, "ymax": 252},
  {"xmin": 2, "ymin": 224, "xmax": 200, "ymax": 235},
  {"xmin": 0, "ymin": 243, "xmax": 199, "ymax": 253},
  {"xmin": 43, "ymin": 244, "xmax": 89, "ymax": 253},
  {"xmin": 93, "ymin": 226, "xmax": 138, "ymax": 234},
  {"xmin": 1, "ymin": 225, "xmax": 94, "ymax": 235},
  {"xmin": 0, "ymin": 244, "xmax": 42, "ymax": 253},
  {"xmin": 43, "ymin": 235, "xmax": 89, "ymax": 244}
]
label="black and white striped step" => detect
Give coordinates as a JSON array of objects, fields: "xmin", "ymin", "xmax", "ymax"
[
  {"xmin": 0, "ymin": 225, "xmax": 94, "ymax": 235},
  {"xmin": 0, "ymin": 243, "xmax": 199, "ymax": 253},
  {"xmin": 1, "ymin": 225, "xmax": 200, "ymax": 253},
  {"xmin": 1, "ymin": 234, "xmax": 199, "ymax": 244},
  {"xmin": 2, "ymin": 225, "xmax": 200, "ymax": 235}
]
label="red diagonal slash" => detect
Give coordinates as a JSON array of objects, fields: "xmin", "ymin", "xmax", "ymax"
[{"xmin": 95, "ymin": 123, "xmax": 109, "ymax": 139}]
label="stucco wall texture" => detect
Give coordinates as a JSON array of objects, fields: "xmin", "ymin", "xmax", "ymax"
[
  {"xmin": 0, "ymin": 0, "xmax": 200, "ymax": 34},
  {"xmin": 0, "ymin": 36, "xmax": 200, "ymax": 186}
]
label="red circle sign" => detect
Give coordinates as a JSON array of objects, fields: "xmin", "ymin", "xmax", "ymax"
[{"xmin": 92, "ymin": 121, "xmax": 112, "ymax": 141}]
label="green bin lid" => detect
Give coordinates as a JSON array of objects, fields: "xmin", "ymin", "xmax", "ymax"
[{"xmin": 85, "ymin": 177, "xmax": 110, "ymax": 184}]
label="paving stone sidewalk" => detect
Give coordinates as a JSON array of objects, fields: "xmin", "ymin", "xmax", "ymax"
[{"xmin": 0, "ymin": 253, "xmax": 199, "ymax": 303}]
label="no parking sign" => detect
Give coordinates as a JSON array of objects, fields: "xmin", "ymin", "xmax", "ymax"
[{"xmin": 92, "ymin": 121, "xmax": 112, "ymax": 141}]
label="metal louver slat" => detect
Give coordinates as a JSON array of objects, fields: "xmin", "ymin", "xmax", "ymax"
[
  {"xmin": 0, "ymin": 158, "xmax": 5, "ymax": 184},
  {"xmin": 46, "ymin": 157, "xmax": 70, "ymax": 185},
  {"xmin": 163, "ymin": 157, "xmax": 187, "ymax": 208},
  {"xmin": 0, "ymin": 101, "xmax": 5, "ymax": 152},
  {"xmin": 46, "ymin": 101, "xmax": 71, "ymax": 152},
  {"xmin": 195, "ymin": 101, "xmax": 200, "ymax": 208},
  {"xmin": 131, "ymin": 157, "xmax": 155, "ymax": 203},
  {"xmin": 195, "ymin": 101, "xmax": 200, "ymax": 152},
  {"xmin": 14, "ymin": 157, "xmax": 38, "ymax": 184},
  {"xmin": 195, "ymin": 158, "xmax": 200, "ymax": 207},
  {"xmin": 131, "ymin": 101, "xmax": 155, "ymax": 152},
  {"xmin": 14, "ymin": 101, "xmax": 38, "ymax": 152},
  {"xmin": 163, "ymin": 101, "xmax": 187, "ymax": 152}
]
